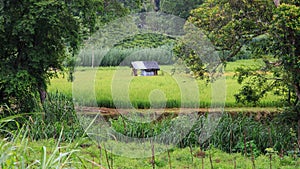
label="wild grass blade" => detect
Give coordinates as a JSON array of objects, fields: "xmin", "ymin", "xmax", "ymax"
[{"xmin": 41, "ymin": 146, "xmax": 47, "ymax": 169}]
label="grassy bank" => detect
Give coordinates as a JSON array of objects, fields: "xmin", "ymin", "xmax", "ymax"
[{"xmin": 1, "ymin": 136, "xmax": 299, "ymax": 169}]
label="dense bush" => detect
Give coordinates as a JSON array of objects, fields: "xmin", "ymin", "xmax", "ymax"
[
  {"xmin": 0, "ymin": 70, "xmax": 39, "ymax": 114},
  {"xmin": 114, "ymin": 33, "xmax": 176, "ymax": 49}
]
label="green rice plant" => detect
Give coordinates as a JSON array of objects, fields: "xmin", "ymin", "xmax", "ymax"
[{"xmin": 49, "ymin": 60, "xmax": 284, "ymax": 109}]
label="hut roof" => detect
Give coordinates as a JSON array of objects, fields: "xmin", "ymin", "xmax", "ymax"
[{"xmin": 131, "ymin": 61, "xmax": 160, "ymax": 70}]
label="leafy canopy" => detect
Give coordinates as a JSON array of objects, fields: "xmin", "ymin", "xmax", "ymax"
[
  {"xmin": 185, "ymin": 0, "xmax": 300, "ymax": 107},
  {"xmin": 0, "ymin": 0, "xmax": 103, "ymax": 112}
]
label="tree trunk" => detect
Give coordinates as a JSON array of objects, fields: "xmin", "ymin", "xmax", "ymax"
[
  {"xmin": 298, "ymin": 119, "xmax": 300, "ymax": 149},
  {"xmin": 294, "ymin": 84, "xmax": 300, "ymax": 146},
  {"xmin": 295, "ymin": 85, "xmax": 300, "ymax": 102},
  {"xmin": 152, "ymin": 0, "xmax": 160, "ymax": 11},
  {"xmin": 273, "ymin": 0, "xmax": 280, "ymax": 7},
  {"xmin": 39, "ymin": 87, "xmax": 47, "ymax": 104}
]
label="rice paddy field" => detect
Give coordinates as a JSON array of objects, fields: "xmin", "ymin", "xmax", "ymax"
[{"xmin": 48, "ymin": 59, "xmax": 283, "ymax": 109}]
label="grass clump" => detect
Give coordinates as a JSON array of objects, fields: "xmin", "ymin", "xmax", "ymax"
[{"xmin": 25, "ymin": 92, "xmax": 84, "ymax": 142}]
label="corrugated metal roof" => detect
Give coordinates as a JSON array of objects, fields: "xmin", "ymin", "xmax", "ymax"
[
  {"xmin": 131, "ymin": 61, "xmax": 147, "ymax": 69},
  {"xmin": 131, "ymin": 61, "xmax": 160, "ymax": 70}
]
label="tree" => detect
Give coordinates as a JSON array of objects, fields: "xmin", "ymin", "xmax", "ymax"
[
  {"xmin": 185, "ymin": 0, "xmax": 300, "ymax": 143},
  {"xmin": 268, "ymin": 2, "xmax": 300, "ymax": 145},
  {"xmin": 160, "ymin": 0, "xmax": 203, "ymax": 19},
  {"xmin": 0, "ymin": 0, "xmax": 103, "ymax": 113},
  {"xmin": 118, "ymin": 0, "xmax": 144, "ymax": 13}
]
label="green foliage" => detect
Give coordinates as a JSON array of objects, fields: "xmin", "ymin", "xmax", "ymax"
[
  {"xmin": 233, "ymin": 1, "xmax": 300, "ymax": 107},
  {"xmin": 187, "ymin": 0, "xmax": 276, "ymax": 102},
  {"xmin": 0, "ymin": 108, "xmax": 23, "ymax": 137},
  {"xmin": 211, "ymin": 113, "xmax": 299, "ymax": 154},
  {"xmin": 269, "ymin": 2, "xmax": 300, "ymax": 102},
  {"xmin": 77, "ymin": 32, "xmax": 176, "ymax": 67},
  {"xmin": 120, "ymin": 0, "xmax": 143, "ymax": 13},
  {"xmin": 99, "ymin": 0, "xmax": 132, "ymax": 24},
  {"xmin": 234, "ymin": 140, "xmax": 260, "ymax": 157},
  {"xmin": 189, "ymin": 0, "xmax": 273, "ymax": 61},
  {"xmin": 114, "ymin": 33, "xmax": 176, "ymax": 49},
  {"xmin": 0, "ymin": 127, "xmax": 83, "ymax": 168},
  {"xmin": 173, "ymin": 41, "xmax": 206, "ymax": 78},
  {"xmin": 234, "ymin": 68, "xmax": 275, "ymax": 106},
  {"xmin": 0, "ymin": 70, "xmax": 38, "ymax": 113},
  {"xmin": 0, "ymin": 136, "xmax": 299, "ymax": 168},
  {"xmin": 0, "ymin": 0, "xmax": 102, "ymax": 113},
  {"xmin": 0, "ymin": 0, "xmax": 135, "ymax": 114},
  {"xmin": 188, "ymin": 1, "xmax": 300, "ymax": 140}
]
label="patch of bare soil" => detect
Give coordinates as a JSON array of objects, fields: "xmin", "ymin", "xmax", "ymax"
[{"xmin": 75, "ymin": 106, "xmax": 280, "ymax": 120}]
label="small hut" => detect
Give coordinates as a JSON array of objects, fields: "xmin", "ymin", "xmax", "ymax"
[{"xmin": 131, "ymin": 61, "xmax": 160, "ymax": 76}]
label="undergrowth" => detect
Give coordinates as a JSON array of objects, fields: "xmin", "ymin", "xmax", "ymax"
[{"xmin": 0, "ymin": 91, "xmax": 299, "ymax": 168}]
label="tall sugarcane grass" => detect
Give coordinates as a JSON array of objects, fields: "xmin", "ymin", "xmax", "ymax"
[{"xmin": 77, "ymin": 45, "xmax": 175, "ymax": 67}]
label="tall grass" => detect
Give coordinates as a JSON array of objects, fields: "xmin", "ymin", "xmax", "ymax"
[
  {"xmin": 109, "ymin": 112, "xmax": 299, "ymax": 156},
  {"xmin": 0, "ymin": 125, "xmax": 88, "ymax": 168},
  {"xmin": 26, "ymin": 92, "xmax": 84, "ymax": 141},
  {"xmin": 0, "ymin": 110, "xmax": 299, "ymax": 168},
  {"xmin": 0, "ymin": 108, "xmax": 77, "ymax": 168},
  {"xmin": 0, "ymin": 103, "xmax": 97, "ymax": 168},
  {"xmin": 209, "ymin": 113, "xmax": 298, "ymax": 154}
]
